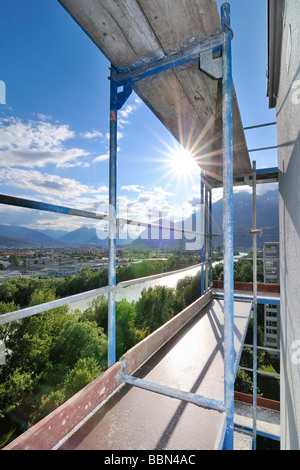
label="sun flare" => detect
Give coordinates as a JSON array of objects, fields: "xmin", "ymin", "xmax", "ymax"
[
  {"xmin": 169, "ymin": 147, "xmax": 199, "ymax": 177},
  {"xmin": 159, "ymin": 144, "xmax": 200, "ymax": 190}
]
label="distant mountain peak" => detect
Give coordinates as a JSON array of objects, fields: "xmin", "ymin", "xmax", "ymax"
[{"xmin": 0, "ymin": 189, "xmax": 279, "ymax": 250}]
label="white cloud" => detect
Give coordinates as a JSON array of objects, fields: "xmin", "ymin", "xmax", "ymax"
[
  {"xmin": 36, "ymin": 113, "xmax": 53, "ymax": 121},
  {"xmin": 82, "ymin": 130, "xmax": 103, "ymax": 139},
  {"xmin": 93, "ymin": 154, "xmax": 109, "ymax": 164},
  {"xmin": 119, "ymin": 104, "xmax": 136, "ymax": 119},
  {"xmin": 0, "ymin": 116, "xmax": 90, "ymax": 168},
  {"xmin": 58, "ymin": 160, "xmax": 90, "ymax": 169},
  {"xmin": 0, "ymin": 147, "xmax": 90, "ymax": 168},
  {"xmin": 0, "ymin": 117, "xmax": 73, "ymax": 150},
  {"xmin": 121, "ymin": 185, "xmax": 143, "ymax": 192},
  {"xmin": 115, "ymin": 187, "xmax": 175, "ymax": 224},
  {"xmin": 0, "ymin": 168, "xmax": 108, "ymax": 206},
  {"xmin": 118, "ymin": 104, "xmax": 136, "ymax": 129}
]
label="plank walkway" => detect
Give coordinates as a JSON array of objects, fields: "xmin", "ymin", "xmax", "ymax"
[{"xmin": 58, "ymin": 299, "xmax": 252, "ymax": 450}]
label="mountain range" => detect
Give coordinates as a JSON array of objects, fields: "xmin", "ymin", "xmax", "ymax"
[{"xmin": 0, "ymin": 190, "xmax": 279, "ymax": 250}]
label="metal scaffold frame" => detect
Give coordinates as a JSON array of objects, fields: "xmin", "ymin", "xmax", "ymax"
[
  {"xmin": 106, "ymin": 2, "xmax": 236, "ymax": 449},
  {"xmin": 0, "ymin": 1, "xmax": 279, "ymax": 450}
]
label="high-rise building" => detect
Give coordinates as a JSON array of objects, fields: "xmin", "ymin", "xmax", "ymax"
[{"xmin": 263, "ymin": 242, "xmax": 280, "ymax": 355}]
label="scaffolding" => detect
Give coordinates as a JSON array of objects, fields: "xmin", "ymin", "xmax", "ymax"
[{"xmin": 0, "ymin": 2, "xmax": 281, "ymax": 451}]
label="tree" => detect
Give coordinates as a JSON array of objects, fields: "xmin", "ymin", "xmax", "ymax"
[
  {"xmin": 0, "ymin": 368, "xmax": 34, "ymax": 418},
  {"xmin": 0, "ymin": 301, "xmax": 19, "ymax": 344},
  {"xmin": 213, "ymin": 263, "xmax": 224, "ymax": 280},
  {"xmin": 234, "ymin": 369, "xmax": 255, "ymax": 395},
  {"xmin": 8, "ymin": 255, "xmax": 20, "ymax": 267},
  {"xmin": 82, "ymin": 295, "xmax": 108, "ymax": 331},
  {"xmin": 50, "ymin": 317, "xmax": 107, "ymax": 368},
  {"xmin": 116, "ymin": 299, "xmax": 139, "ymax": 358},
  {"xmin": 175, "ymin": 271, "xmax": 202, "ymax": 309},
  {"xmin": 135, "ymin": 286, "xmax": 178, "ymax": 334},
  {"xmin": 64, "ymin": 357, "xmax": 101, "ymax": 395},
  {"xmin": 1, "ymin": 288, "xmax": 69, "ymax": 378}
]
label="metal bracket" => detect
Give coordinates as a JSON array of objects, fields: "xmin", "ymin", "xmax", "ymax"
[
  {"xmin": 200, "ymin": 47, "xmax": 223, "ymax": 79},
  {"xmin": 248, "ymin": 228, "xmax": 263, "ymax": 237},
  {"xmin": 117, "ymin": 82, "xmax": 133, "ymax": 110},
  {"xmin": 244, "ymin": 175, "xmax": 253, "ymax": 187}
]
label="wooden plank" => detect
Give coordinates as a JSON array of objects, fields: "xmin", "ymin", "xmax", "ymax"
[
  {"xmin": 60, "ymin": 0, "xmax": 164, "ymax": 68},
  {"xmin": 213, "ymin": 280, "xmax": 280, "ymax": 294},
  {"xmin": 122, "ymin": 290, "xmax": 212, "ymax": 376},
  {"xmin": 3, "ymin": 362, "xmax": 123, "ymax": 450},
  {"xmin": 58, "ymin": 300, "xmax": 252, "ymax": 450},
  {"xmin": 138, "ymin": 0, "xmax": 221, "ymax": 52},
  {"xmin": 135, "ymin": 69, "xmax": 206, "ymax": 150},
  {"xmin": 58, "ymin": 0, "xmax": 252, "ymax": 184}
]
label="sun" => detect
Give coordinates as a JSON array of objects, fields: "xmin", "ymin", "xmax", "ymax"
[
  {"xmin": 170, "ymin": 146, "xmax": 199, "ymax": 177},
  {"xmin": 143, "ymin": 139, "xmax": 200, "ymax": 191},
  {"xmin": 159, "ymin": 144, "xmax": 199, "ymax": 190}
]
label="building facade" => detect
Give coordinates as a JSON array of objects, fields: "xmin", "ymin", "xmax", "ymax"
[
  {"xmin": 263, "ymin": 242, "xmax": 280, "ymax": 355},
  {"xmin": 268, "ymin": 0, "xmax": 300, "ymax": 450}
]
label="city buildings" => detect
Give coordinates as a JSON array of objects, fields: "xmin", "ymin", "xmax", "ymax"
[{"xmin": 263, "ymin": 242, "xmax": 280, "ymax": 355}]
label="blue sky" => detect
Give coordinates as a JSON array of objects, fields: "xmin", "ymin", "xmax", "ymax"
[{"xmin": 0, "ymin": 0, "xmax": 277, "ymax": 233}]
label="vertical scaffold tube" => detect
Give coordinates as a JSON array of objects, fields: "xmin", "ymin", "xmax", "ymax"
[
  {"xmin": 108, "ymin": 66, "xmax": 118, "ymax": 367},
  {"xmin": 209, "ymin": 189, "xmax": 213, "ymax": 286},
  {"xmin": 221, "ymin": 3, "xmax": 235, "ymax": 450},
  {"xmin": 205, "ymin": 184, "xmax": 209, "ymax": 292},
  {"xmin": 252, "ymin": 160, "xmax": 258, "ymax": 449},
  {"xmin": 200, "ymin": 174, "xmax": 205, "ymax": 296}
]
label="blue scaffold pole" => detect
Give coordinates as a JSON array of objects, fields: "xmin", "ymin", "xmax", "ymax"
[
  {"xmin": 107, "ymin": 68, "xmax": 132, "ymax": 367},
  {"xmin": 252, "ymin": 160, "xmax": 258, "ymax": 450},
  {"xmin": 200, "ymin": 175, "xmax": 205, "ymax": 296},
  {"xmin": 108, "ymin": 66, "xmax": 118, "ymax": 367},
  {"xmin": 221, "ymin": 3, "xmax": 235, "ymax": 450},
  {"xmin": 209, "ymin": 189, "xmax": 213, "ymax": 287}
]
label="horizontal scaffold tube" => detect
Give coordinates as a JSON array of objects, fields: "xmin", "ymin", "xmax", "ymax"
[
  {"xmin": 122, "ymin": 375, "xmax": 225, "ymax": 412},
  {"xmin": 0, "ymin": 193, "xmax": 207, "ymax": 238},
  {"xmin": 0, "ymin": 263, "xmax": 207, "ymax": 326}
]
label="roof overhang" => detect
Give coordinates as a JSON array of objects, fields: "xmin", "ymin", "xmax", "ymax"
[
  {"xmin": 267, "ymin": 0, "xmax": 285, "ymax": 108},
  {"xmin": 58, "ymin": 0, "xmax": 252, "ymax": 187}
]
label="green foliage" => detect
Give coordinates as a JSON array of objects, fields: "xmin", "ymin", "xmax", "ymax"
[
  {"xmin": 213, "ymin": 263, "xmax": 224, "ymax": 281},
  {"xmin": 0, "ymin": 256, "xmax": 200, "ymax": 310},
  {"xmin": 135, "ymin": 286, "xmax": 178, "ymax": 334},
  {"xmin": 29, "ymin": 287, "xmax": 56, "ymax": 306},
  {"xmin": 38, "ymin": 389, "xmax": 66, "ymax": 419},
  {"xmin": 82, "ymin": 295, "xmax": 108, "ymax": 331},
  {"xmin": 234, "ymin": 369, "xmax": 255, "ymax": 395},
  {"xmin": 0, "ymin": 368, "xmax": 35, "ymax": 418},
  {"xmin": 8, "ymin": 255, "xmax": 20, "ymax": 267},
  {"xmin": 213, "ymin": 259, "xmax": 264, "ymax": 283},
  {"xmin": 176, "ymin": 271, "xmax": 202, "ymax": 308},
  {"xmin": 64, "ymin": 357, "xmax": 101, "ymax": 395},
  {"xmin": 0, "ymin": 301, "xmax": 20, "ymax": 344},
  {"xmin": 3, "ymin": 307, "xmax": 69, "ymax": 376},
  {"xmin": 51, "ymin": 317, "xmax": 107, "ymax": 368},
  {"xmin": 0, "ymin": 253, "xmax": 277, "ymax": 446},
  {"xmin": 116, "ymin": 299, "xmax": 139, "ymax": 359}
]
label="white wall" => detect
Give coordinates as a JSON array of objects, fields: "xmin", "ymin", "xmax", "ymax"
[{"xmin": 277, "ymin": 0, "xmax": 300, "ymax": 450}]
